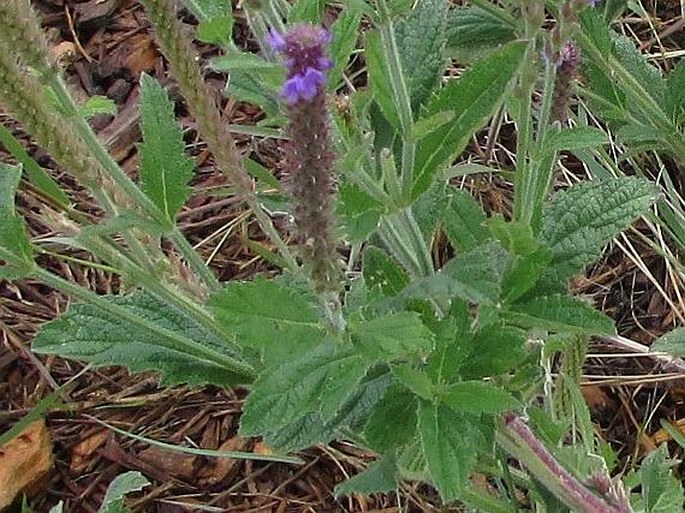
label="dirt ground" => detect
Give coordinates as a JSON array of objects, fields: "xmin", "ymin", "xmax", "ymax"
[{"xmin": 1, "ymin": 1, "xmax": 684, "ymax": 512}]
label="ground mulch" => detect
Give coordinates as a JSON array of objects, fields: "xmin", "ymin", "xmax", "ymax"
[{"xmin": 1, "ymin": 1, "xmax": 684, "ymax": 512}]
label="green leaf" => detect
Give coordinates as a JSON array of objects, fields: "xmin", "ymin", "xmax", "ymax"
[
  {"xmin": 0, "ymin": 125, "xmax": 69, "ymax": 207},
  {"xmin": 335, "ymin": 454, "xmax": 399, "ymax": 497},
  {"xmin": 138, "ymin": 74, "xmax": 194, "ymax": 221},
  {"xmin": 403, "ymin": 242, "xmax": 508, "ymax": 305},
  {"xmin": 339, "ymin": 182, "xmax": 383, "ymax": 243},
  {"xmin": 446, "ymin": 6, "xmax": 517, "ymax": 63},
  {"xmin": 502, "ymin": 247, "xmax": 553, "ymax": 303},
  {"xmin": 461, "ymin": 324, "xmax": 528, "ymax": 378},
  {"xmin": 289, "ymin": 0, "xmax": 324, "ymax": 23},
  {"xmin": 413, "ymin": 40, "xmax": 526, "ymax": 198},
  {"xmin": 0, "ymin": 164, "xmax": 34, "ymax": 279},
  {"xmin": 541, "ymin": 127, "xmax": 608, "ymax": 156},
  {"xmin": 98, "ymin": 472, "xmax": 149, "ymax": 513},
  {"xmin": 210, "ymin": 53, "xmax": 281, "ymax": 72},
  {"xmin": 395, "ymin": 0, "xmax": 449, "ymax": 109},
  {"xmin": 442, "ymin": 187, "xmax": 489, "ymax": 252},
  {"xmin": 224, "ymin": 70, "xmax": 281, "ymax": 116},
  {"xmin": 352, "ymin": 312, "xmax": 434, "ymax": 360},
  {"xmin": 410, "ymin": 110, "xmax": 455, "ymax": 139},
  {"xmin": 640, "ymin": 445, "xmax": 684, "ymax": 513},
  {"xmin": 418, "ymin": 401, "xmax": 482, "ymax": 501},
  {"xmin": 504, "ymin": 294, "xmax": 615, "ymax": 335},
  {"xmin": 364, "ymin": 383, "xmax": 417, "ymax": 452},
  {"xmin": 440, "ymin": 381, "xmax": 519, "ymax": 415},
  {"xmin": 80, "ymin": 96, "xmax": 117, "ymax": 119},
  {"xmin": 328, "ymin": 7, "xmax": 362, "ymax": 88},
  {"xmin": 426, "ymin": 299, "xmax": 471, "ymax": 384},
  {"xmin": 366, "ymin": 30, "xmax": 400, "ymax": 128},
  {"xmin": 611, "ymin": 33, "xmax": 665, "ymax": 106},
  {"xmin": 33, "ymin": 293, "xmax": 248, "ymax": 386},
  {"xmin": 665, "ymin": 59, "xmax": 685, "ymax": 124},
  {"xmin": 392, "ymin": 364, "xmax": 434, "ymax": 400},
  {"xmin": 540, "ymin": 177, "xmax": 659, "ymax": 285},
  {"xmin": 196, "ymin": 15, "xmax": 234, "ymax": 46},
  {"xmin": 210, "ymin": 277, "xmax": 325, "ymax": 366},
  {"xmin": 181, "ymin": 0, "xmax": 231, "ymax": 19},
  {"xmin": 650, "ymin": 327, "xmax": 685, "ymax": 357},
  {"xmin": 362, "ymin": 246, "xmax": 410, "ymax": 297},
  {"xmin": 240, "ymin": 342, "xmax": 371, "ymax": 451}
]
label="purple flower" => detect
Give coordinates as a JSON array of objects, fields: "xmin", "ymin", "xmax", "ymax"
[
  {"xmin": 282, "ymin": 68, "xmax": 327, "ymax": 105},
  {"xmin": 268, "ymin": 24, "xmax": 332, "ymax": 105}
]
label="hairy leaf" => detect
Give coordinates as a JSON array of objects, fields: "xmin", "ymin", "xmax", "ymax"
[
  {"xmin": 461, "ymin": 324, "xmax": 528, "ymax": 379},
  {"xmin": 240, "ymin": 343, "xmax": 371, "ymax": 451},
  {"xmin": 366, "ymin": 30, "xmax": 400, "ymax": 128},
  {"xmin": 352, "ymin": 312, "xmax": 434, "ymax": 360},
  {"xmin": 210, "ymin": 277, "xmax": 325, "ymax": 366},
  {"xmin": 335, "ymin": 454, "xmax": 398, "ymax": 497},
  {"xmin": 138, "ymin": 74, "xmax": 194, "ymax": 221},
  {"xmin": 442, "ymin": 187, "xmax": 489, "ymax": 252},
  {"xmin": 402, "ymin": 242, "xmax": 508, "ymax": 305},
  {"xmin": 413, "ymin": 41, "xmax": 525, "ymax": 197},
  {"xmin": 0, "ymin": 164, "xmax": 33, "ymax": 279},
  {"xmin": 503, "ymin": 294, "xmax": 615, "ymax": 335},
  {"xmin": 440, "ymin": 381, "xmax": 519, "ymax": 415},
  {"xmin": 541, "ymin": 127, "xmax": 608, "ymax": 157},
  {"xmin": 446, "ymin": 5, "xmax": 517, "ymax": 63},
  {"xmin": 99, "ymin": 472, "xmax": 149, "ymax": 513},
  {"xmin": 364, "ymin": 383, "xmax": 417, "ymax": 452},
  {"xmin": 540, "ymin": 177, "xmax": 659, "ymax": 285},
  {"xmin": 665, "ymin": 59, "xmax": 685, "ymax": 124},
  {"xmin": 395, "ymin": 0, "xmax": 449, "ymax": 109},
  {"xmin": 419, "ymin": 401, "xmax": 483, "ymax": 501},
  {"xmin": 328, "ymin": 7, "xmax": 362, "ymax": 88},
  {"xmin": 650, "ymin": 327, "xmax": 685, "ymax": 357},
  {"xmin": 362, "ymin": 246, "xmax": 410, "ymax": 298},
  {"xmin": 33, "ymin": 293, "xmax": 248, "ymax": 386},
  {"xmin": 640, "ymin": 445, "xmax": 684, "ymax": 513}
]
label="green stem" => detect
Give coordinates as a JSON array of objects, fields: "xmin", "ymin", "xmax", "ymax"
[{"xmin": 34, "ymin": 267, "xmax": 255, "ymax": 379}]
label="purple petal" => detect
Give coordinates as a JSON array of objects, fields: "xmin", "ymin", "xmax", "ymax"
[
  {"xmin": 267, "ymin": 28, "xmax": 286, "ymax": 52},
  {"xmin": 317, "ymin": 57, "xmax": 333, "ymax": 71},
  {"xmin": 281, "ymin": 77, "xmax": 302, "ymax": 104}
]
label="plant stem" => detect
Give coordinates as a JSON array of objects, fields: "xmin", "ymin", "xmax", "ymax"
[{"xmin": 498, "ymin": 413, "xmax": 632, "ymax": 513}]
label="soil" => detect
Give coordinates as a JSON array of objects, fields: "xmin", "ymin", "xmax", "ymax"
[{"xmin": 1, "ymin": 1, "xmax": 684, "ymax": 512}]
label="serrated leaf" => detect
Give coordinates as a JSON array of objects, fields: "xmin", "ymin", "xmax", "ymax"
[
  {"xmin": 33, "ymin": 293, "xmax": 248, "ymax": 386},
  {"xmin": 413, "ymin": 40, "xmax": 526, "ymax": 198},
  {"xmin": 335, "ymin": 453, "xmax": 399, "ymax": 497},
  {"xmin": 0, "ymin": 164, "xmax": 34, "ymax": 279},
  {"xmin": 461, "ymin": 324, "xmax": 528, "ymax": 379},
  {"xmin": 362, "ymin": 246, "xmax": 410, "ymax": 297},
  {"xmin": 446, "ymin": 6, "xmax": 517, "ymax": 63},
  {"xmin": 611, "ymin": 33, "xmax": 665, "ymax": 106},
  {"xmin": 650, "ymin": 327, "xmax": 685, "ymax": 357},
  {"xmin": 80, "ymin": 96, "xmax": 117, "ymax": 119},
  {"xmin": 328, "ymin": 7, "xmax": 362, "ymax": 88},
  {"xmin": 395, "ymin": 0, "xmax": 449, "ymax": 109},
  {"xmin": 210, "ymin": 277, "xmax": 325, "ymax": 366},
  {"xmin": 540, "ymin": 177, "xmax": 659, "ymax": 285},
  {"xmin": 99, "ymin": 472, "xmax": 149, "ymax": 513},
  {"xmin": 392, "ymin": 364, "xmax": 434, "ymax": 400},
  {"xmin": 502, "ymin": 247, "xmax": 554, "ymax": 303},
  {"xmin": 541, "ymin": 127, "xmax": 608, "ymax": 156},
  {"xmin": 426, "ymin": 299, "xmax": 471, "ymax": 384},
  {"xmin": 181, "ymin": 0, "xmax": 231, "ymax": 20},
  {"xmin": 504, "ymin": 294, "xmax": 615, "ymax": 335},
  {"xmin": 197, "ymin": 15, "xmax": 234, "ymax": 46},
  {"xmin": 138, "ymin": 74, "xmax": 194, "ymax": 221},
  {"xmin": 403, "ymin": 242, "xmax": 508, "ymax": 305},
  {"xmin": 442, "ymin": 187, "xmax": 489, "ymax": 252},
  {"xmin": 641, "ymin": 445, "xmax": 685, "ymax": 513},
  {"xmin": 418, "ymin": 401, "xmax": 483, "ymax": 501},
  {"xmin": 352, "ymin": 312, "xmax": 434, "ymax": 360},
  {"xmin": 440, "ymin": 381, "xmax": 519, "ymax": 415},
  {"xmin": 240, "ymin": 342, "xmax": 370, "ymax": 451},
  {"xmin": 364, "ymin": 383, "xmax": 417, "ymax": 452}
]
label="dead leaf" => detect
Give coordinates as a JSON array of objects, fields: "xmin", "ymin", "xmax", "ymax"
[
  {"xmin": 138, "ymin": 445, "xmax": 196, "ymax": 481},
  {"xmin": 198, "ymin": 435, "xmax": 249, "ymax": 486},
  {"xmin": 0, "ymin": 420, "xmax": 54, "ymax": 510},
  {"xmin": 70, "ymin": 429, "xmax": 109, "ymax": 473}
]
